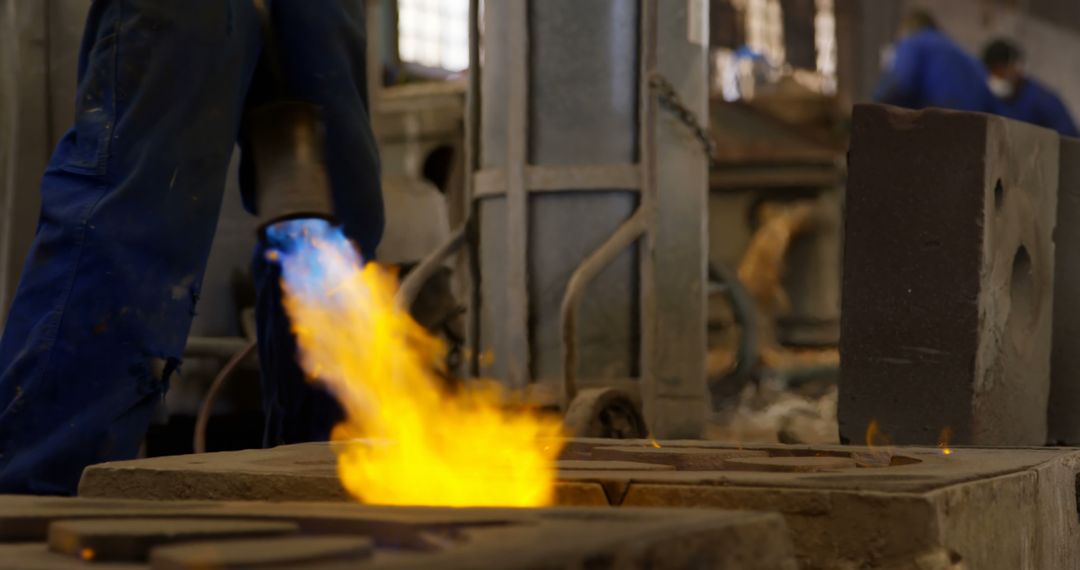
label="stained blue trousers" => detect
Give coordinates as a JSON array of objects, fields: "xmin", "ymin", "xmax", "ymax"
[{"xmin": 0, "ymin": 0, "xmax": 383, "ymax": 495}]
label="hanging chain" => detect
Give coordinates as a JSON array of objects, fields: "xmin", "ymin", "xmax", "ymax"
[{"xmin": 648, "ymin": 72, "xmax": 718, "ymax": 167}]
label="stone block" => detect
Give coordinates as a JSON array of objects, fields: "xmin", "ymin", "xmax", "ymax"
[
  {"xmin": 151, "ymin": 536, "xmax": 374, "ymax": 570},
  {"xmin": 79, "ymin": 440, "xmax": 1080, "ymax": 569},
  {"xmin": 1049, "ymin": 136, "xmax": 1080, "ymax": 444},
  {"xmin": 589, "ymin": 446, "xmax": 767, "ymax": 470},
  {"xmin": 569, "ymin": 442, "xmax": 1080, "ymax": 570},
  {"xmin": 840, "ymin": 104, "xmax": 1060, "ymax": 446},
  {"xmin": 48, "ymin": 519, "xmax": 298, "ymax": 563},
  {"xmin": 0, "ymin": 495, "xmax": 797, "ymax": 570}
]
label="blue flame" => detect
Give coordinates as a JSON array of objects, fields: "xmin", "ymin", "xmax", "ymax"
[{"xmin": 264, "ymin": 218, "xmax": 363, "ymax": 305}]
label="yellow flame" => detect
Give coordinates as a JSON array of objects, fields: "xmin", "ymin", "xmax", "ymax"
[
  {"xmin": 938, "ymin": 427, "xmax": 954, "ymax": 456},
  {"xmin": 648, "ymin": 437, "xmax": 662, "ymax": 449},
  {"xmin": 278, "ymin": 225, "xmax": 564, "ymax": 507},
  {"xmin": 80, "ymin": 548, "xmax": 95, "ymax": 562},
  {"xmin": 865, "ymin": 420, "xmax": 897, "ymax": 447},
  {"xmin": 863, "ymin": 419, "xmax": 895, "ymax": 465}
]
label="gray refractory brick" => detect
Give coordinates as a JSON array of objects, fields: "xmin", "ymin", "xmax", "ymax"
[
  {"xmin": 839, "ymin": 104, "xmax": 1059, "ymax": 446},
  {"xmin": 1049, "ymin": 136, "xmax": 1080, "ymax": 444}
]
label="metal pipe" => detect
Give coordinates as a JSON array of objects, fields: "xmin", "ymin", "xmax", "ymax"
[
  {"xmin": 636, "ymin": 0, "xmax": 661, "ymax": 432},
  {"xmin": 193, "ymin": 340, "xmax": 258, "ymax": 454},
  {"xmin": 185, "ymin": 336, "xmax": 255, "ymax": 359},
  {"xmin": 558, "ymin": 0, "xmax": 660, "ymax": 411},
  {"xmin": 504, "ymin": 0, "xmax": 532, "ymax": 390},
  {"xmin": 464, "ymin": 0, "xmax": 482, "ymax": 377},
  {"xmin": 560, "ymin": 211, "xmax": 648, "ymax": 404},
  {"xmin": 395, "ymin": 224, "xmax": 467, "ymax": 309}
]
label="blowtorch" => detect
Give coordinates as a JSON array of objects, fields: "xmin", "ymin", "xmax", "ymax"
[
  {"xmin": 192, "ymin": 0, "xmax": 343, "ymax": 454},
  {"xmin": 245, "ymin": 0, "xmax": 336, "ymax": 236}
]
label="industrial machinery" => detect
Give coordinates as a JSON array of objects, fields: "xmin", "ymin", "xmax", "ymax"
[
  {"xmin": 401, "ymin": 0, "xmax": 713, "ymax": 440},
  {"xmin": 0, "ymin": 0, "xmax": 839, "ymax": 450},
  {"xmin": 705, "ymin": 91, "xmax": 845, "ymax": 406}
]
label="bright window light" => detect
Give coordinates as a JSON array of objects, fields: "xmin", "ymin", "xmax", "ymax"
[
  {"xmin": 398, "ymin": 0, "xmax": 470, "ymax": 72},
  {"xmin": 815, "ymin": 0, "xmax": 837, "ymax": 94},
  {"xmin": 745, "ymin": 0, "xmax": 786, "ymax": 66}
]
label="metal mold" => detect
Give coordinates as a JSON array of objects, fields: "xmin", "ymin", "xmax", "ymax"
[{"xmin": 80, "ymin": 441, "xmax": 1080, "ymax": 570}]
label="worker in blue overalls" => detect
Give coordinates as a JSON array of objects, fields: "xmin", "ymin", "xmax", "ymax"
[
  {"xmin": 982, "ymin": 39, "xmax": 1079, "ymax": 137},
  {"xmin": 874, "ymin": 9, "xmax": 997, "ymax": 113},
  {"xmin": 0, "ymin": 0, "xmax": 383, "ymax": 495}
]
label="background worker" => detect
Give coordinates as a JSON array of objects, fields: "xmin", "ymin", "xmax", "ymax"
[
  {"xmin": 0, "ymin": 0, "xmax": 383, "ymax": 495},
  {"xmin": 874, "ymin": 9, "xmax": 997, "ymax": 113},
  {"xmin": 983, "ymin": 38, "xmax": 1080, "ymax": 137}
]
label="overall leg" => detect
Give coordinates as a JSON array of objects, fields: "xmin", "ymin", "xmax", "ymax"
[
  {"xmin": 0, "ymin": 0, "xmax": 261, "ymax": 494},
  {"xmin": 251, "ymin": 0, "xmax": 383, "ymax": 446}
]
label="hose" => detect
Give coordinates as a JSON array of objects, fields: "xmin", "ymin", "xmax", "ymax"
[{"xmin": 193, "ymin": 340, "xmax": 258, "ymax": 454}]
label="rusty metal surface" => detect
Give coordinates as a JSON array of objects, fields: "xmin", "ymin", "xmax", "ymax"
[
  {"xmin": 79, "ymin": 439, "xmax": 1079, "ymax": 497},
  {"xmin": 80, "ymin": 441, "xmax": 1080, "ymax": 570}
]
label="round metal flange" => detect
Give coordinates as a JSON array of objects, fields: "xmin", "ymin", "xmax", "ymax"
[
  {"xmin": 564, "ymin": 387, "xmax": 648, "ymax": 439},
  {"xmin": 707, "ymin": 261, "xmax": 759, "ymax": 410}
]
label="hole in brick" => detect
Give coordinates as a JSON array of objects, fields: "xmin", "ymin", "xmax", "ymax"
[
  {"xmin": 1010, "ymin": 246, "xmax": 1034, "ymax": 322},
  {"xmin": 994, "ymin": 179, "xmax": 1004, "ymax": 210}
]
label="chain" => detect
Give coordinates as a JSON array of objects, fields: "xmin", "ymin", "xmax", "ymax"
[{"xmin": 648, "ymin": 72, "xmax": 717, "ymax": 167}]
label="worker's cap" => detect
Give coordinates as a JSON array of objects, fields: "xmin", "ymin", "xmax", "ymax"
[
  {"xmin": 983, "ymin": 39, "xmax": 1024, "ymax": 68},
  {"xmin": 902, "ymin": 8, "xmax": 939, "ymax": 33}
]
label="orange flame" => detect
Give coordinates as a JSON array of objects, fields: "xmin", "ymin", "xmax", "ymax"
[
  {"xmin": 865, "ymin": 420, "xmax": 892, "ymax": 448},
  {"xmin": 863, "ymin": 420, "xmax": 895, "ymax": 466},
  {"xmin": 275, "ymin": 221, "xmax": 564, "ymax": 507},
  {"xmin": 938, "ymin": 427, "xmax": 954, "ymax": 456}
]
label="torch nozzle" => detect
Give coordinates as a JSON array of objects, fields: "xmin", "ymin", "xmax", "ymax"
[{"xmin": 247, "ymin": 101, "xmax": 337, "ymax": 231}]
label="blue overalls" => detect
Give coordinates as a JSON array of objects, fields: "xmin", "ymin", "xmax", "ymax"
[
  {"xmin": 994, "ymin": 78, "xmax": 1080, "ymax": 137},
  {"xmin": 875, "ymin": 29, "xmax": 997, "ymax": 113},
  {"xmin": 0, "ymin": 0, "xmax": 383, "ymax": 495}
]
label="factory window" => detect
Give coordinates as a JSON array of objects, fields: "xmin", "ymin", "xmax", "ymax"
[
  {"xmin": 717, "ymin": 0, "xmax": 836, "ymax": 99},
  {"xmin": 814, "ymin": 0, "xmax": 837, "ymax": 94},
  {"xmin": 398, "ymin": 0, "xmax": 470, "ymax": 72},
  {"xmin": 745, "ymin": 0, "xmax": 786, "ymax": 66}
]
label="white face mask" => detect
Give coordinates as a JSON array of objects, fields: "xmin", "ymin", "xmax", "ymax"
[
  {"xmin": 988, "ymin": 76, "xmax": 1015, "ymax": 99},
  {"xmin": 881, "ymin": 45, "xmax": 896, "ymax": 71}
]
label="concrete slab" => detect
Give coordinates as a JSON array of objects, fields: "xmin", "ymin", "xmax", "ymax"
[
  {"xmin": 721, "ymin": 455, "xmax": 857, "ymax": 472},
  {"xmin": 0, "ymin": 496, "xmax": 796, "ymax": 570},
  {"xmin": 840, "ymin": 104, "xmax": 1060, "ymax": 446},
  {"xmin": 589, "ymin": 446, "xmax": 768, "ymax": 470},
  {"xmin": 151, "ymin": 536, "xmax": 374, "ymax": 569},
  {"xmin": 48, "ymin": 519, "xmax": 298, "ymax": 563},
  {"xmin": 80, "ymin": 440, "xmax": 1080, "ymax": 570}
]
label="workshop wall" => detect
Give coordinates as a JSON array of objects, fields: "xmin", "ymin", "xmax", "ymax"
[
  {"xmin": 910, "ymin": 0, "xmax": 1080, "ymax": 127},
  {"xmin": 0, "ymin": 0, "xmax": 88, "ymax": 323}
]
